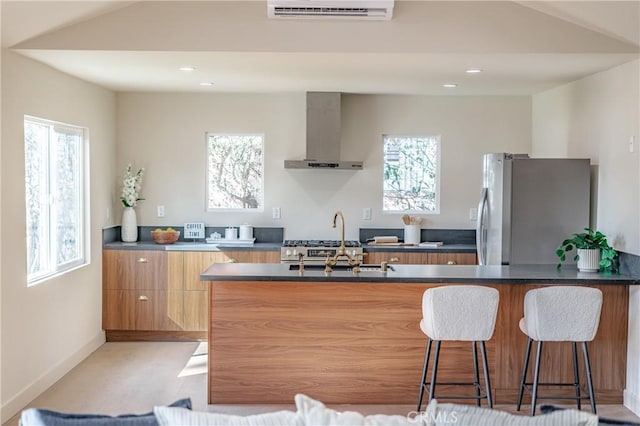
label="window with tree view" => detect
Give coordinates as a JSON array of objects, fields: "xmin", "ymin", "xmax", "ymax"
[
  {"xmin": 383, "ymin": 135, "xmax": 440, "ymax": 213},
  {"xmin": 24, "ymin": 116, "xmax": 87, "ymax": 285},
  {"xmin": 206, "ymin": 134, "xmax": 264, "ymax": 211}
]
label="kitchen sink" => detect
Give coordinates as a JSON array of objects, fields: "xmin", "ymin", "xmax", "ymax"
[{"xmin": 288, "ymin": 264, "xmax": 387, "ymax": 272}]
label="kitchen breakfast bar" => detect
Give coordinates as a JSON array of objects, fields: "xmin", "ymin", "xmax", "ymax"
[{"xmin": 200, "ymin": 263, "xmax": 639, "ymax": 405}]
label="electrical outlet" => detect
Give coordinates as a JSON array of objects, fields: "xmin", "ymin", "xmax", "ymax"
[
  {"xmin": 157, "ymin": 205, "xmax": 165, "ymax": 217},
  {"xmin": 363, "ymin": 207, "xmax": 372, "ymax": 220},
  {"xmin": 272, "ymin": 207, "xmax": 281, "ymax": 220},
  {"xmin": 469, "ymin": 207, "xmax": 478, "ymax": 221},
  {"xmin": 630, "ymin": 136, "xmax": 636, "ymax": 153}
]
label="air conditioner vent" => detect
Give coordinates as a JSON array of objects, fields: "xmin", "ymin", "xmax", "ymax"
[
  {"xmin": 274, "ymin": 6, "xmax": 385, "ymax": 17},
  {"xmin": 268, "ymin": 0, "xmax": 394, "ymax": 20}
]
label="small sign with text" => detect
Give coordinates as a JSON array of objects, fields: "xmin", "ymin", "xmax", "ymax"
[{"xmin": 183, "ymin": 222, "xmax": 205, "ymax": 239}]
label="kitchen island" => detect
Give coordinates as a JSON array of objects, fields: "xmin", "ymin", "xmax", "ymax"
[{"xmin": 201, "ymin": 263, "xmax": 639, "ymax": 405}]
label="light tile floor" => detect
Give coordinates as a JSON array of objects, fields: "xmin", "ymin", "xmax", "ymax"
[{"xmin": 5, "ymin": 341, "xmax": 640, "ymax": 425}]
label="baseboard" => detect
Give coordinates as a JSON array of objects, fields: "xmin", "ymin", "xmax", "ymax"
[
  {"xmin": 624, "ymin": 388, "xmax": 640, "ymax": 417},
  {"xmin": 1, "ymin": 331, "xmax": 105, "ymax": 423},
  {"xmin": 105, "ymin": 330, "xmax": 207, "ymax": 342}
]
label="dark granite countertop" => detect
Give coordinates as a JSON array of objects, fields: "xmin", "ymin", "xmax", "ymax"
[
  {"xmin": 103, "ymin": 241, "xmax": 477, "ymax": 253},
  {"xmin": 200, "ymin": 263, "xmax": 640, "ymax": 284},
  {"xmin": 103, "ymin": 241, "xmax": 283, "ymax": 251}
]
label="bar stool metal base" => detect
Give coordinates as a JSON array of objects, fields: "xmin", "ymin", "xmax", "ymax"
[
  {"xmin": 516, "ymin": 338, "xmax": 597, "ymax": 416},
  {"xmin": 416, "ymin": 338, "xmax": 493, "ymax": 412}
]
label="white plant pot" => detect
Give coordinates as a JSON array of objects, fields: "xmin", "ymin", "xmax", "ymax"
[
  {"xmin": 121, "ymin": 207, "xmax": 138, "ymax": 242},
  {"xmin": 577, "ymin": 248, "xmax": 601, "ymax": 272}
]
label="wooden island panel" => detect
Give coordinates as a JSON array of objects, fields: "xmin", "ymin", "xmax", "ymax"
[{"xmin": 208, "ymin": 281, "xmax": 627, "ymax": 405}]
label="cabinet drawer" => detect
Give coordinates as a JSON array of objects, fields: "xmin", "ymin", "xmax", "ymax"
[
  {"xmin": 103, "ymin": 250, "xmax": 168, "ymax": 290},
  {"xmin": 365, "ymin": 251, "xmax": 477, "ymax": 265},
  {"xmin": 428, "ymin": 252, "xmax": 477, "ymax": 265},
  {"xmin": 365, "ymin": 252, "xmax": 429, "ymax": 265},
  {"xmin": 103, "ymin": 290, "xmax": 183, "ymax": 331}
]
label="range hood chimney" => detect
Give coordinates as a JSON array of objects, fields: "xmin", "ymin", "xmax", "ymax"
[{"xmin": 284, "ymin": 92, "xmax": 363, "ymax": 170}]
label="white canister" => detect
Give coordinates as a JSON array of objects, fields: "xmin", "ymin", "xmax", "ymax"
[
  {"xmin": 404, "ymin": 225, "xmax": 421, "ymax": 245},
  {"xmin": 225, "ymin": 227, "xmax": 238, "ymax": 240},
  {"xmin": 239, "ymin": 224, "xmax": 253, "ymax": 240}
]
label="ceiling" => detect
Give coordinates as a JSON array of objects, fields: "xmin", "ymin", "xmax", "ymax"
[{"xmin": 2, "ymin": 0, "xmax": 639, "ymax": 95}]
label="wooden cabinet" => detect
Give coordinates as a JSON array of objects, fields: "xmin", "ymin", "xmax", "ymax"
[
  {"xmin": 364, "ymin": 251, "xmax": 477, "ymax": 265},
  {"xmin": 183, "ymin": 250, "xmax": 280, "ymax": 331},
  {"xmin": 103, "ymin": 250, "xmax": 184, "ymax": 335},
  {"xmin": 103, "ymin": 247, "xmax": 473, "ymax": 340},
  {"xmin": 103, "ymin": 248, "xmax": 279, "ymax": 339}
]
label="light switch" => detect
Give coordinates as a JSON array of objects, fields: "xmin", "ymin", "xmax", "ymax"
[
  {"xmin": 157, "ymin": 205, "xmax": 165, "ymax": 217},
  {"xmin": 630, "ymin": 136, "xmax": 635, "ymax": 153},
  {"xmin": 469, "ymin": 207, "xmax": 478, "ymax": 221},
  {"xmin": 363, "ymin": 208, "xmax": 372, "ymax": 220},
  {"xmin": 272, "ymin": 207, "xmax": 281, "ymax": 220}
]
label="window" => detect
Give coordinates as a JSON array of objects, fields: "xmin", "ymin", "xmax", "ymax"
[
  {"xmin": 383, "ymin": 135, "xmax": 440, "ymax": 213},
  {"xmin": 206, "ymin": 133, "xmax": 264, "ymax": 211},
  {"xmin": 24, "ymin": 116, "xmax": 87, "ymax": 285}
]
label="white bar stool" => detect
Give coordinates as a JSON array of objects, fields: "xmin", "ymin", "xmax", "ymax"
[
  {"xmin": 416, "ymin": 285, "xmax": 499, "ymax": 411},
  {"xmin": 516, "ymin": 286, "xmax": 603, "ymax": 416}
]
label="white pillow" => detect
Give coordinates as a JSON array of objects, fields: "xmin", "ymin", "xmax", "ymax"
[
  {"xmin": 423, "ymin": 400, "xmax": 598, "ymax": 426},
  {"xmin": 294, "ymin": 394, "xmax": 414, "ymax": 426},
  {"xmin": 153, "ymin": 406, "xmax": 302, "ymax": 426}
]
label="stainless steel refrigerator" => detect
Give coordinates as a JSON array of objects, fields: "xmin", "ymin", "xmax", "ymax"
[{"xmin": 476, "ymin": 153, "xmax": 590, "ymax": 265}]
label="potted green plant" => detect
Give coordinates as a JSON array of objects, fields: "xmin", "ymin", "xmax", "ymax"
[{"xmin": 556, "ymin": 227, "xmax": 619, "ymax": 273}]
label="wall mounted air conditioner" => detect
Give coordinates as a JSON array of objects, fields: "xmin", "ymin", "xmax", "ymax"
[{"xmin": 267, "ymin": 0, "xmax": 394, "ymax": 20}]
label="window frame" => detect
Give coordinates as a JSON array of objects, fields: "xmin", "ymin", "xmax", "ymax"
[
  {"xmin": 205, "ymin": 132, "xmax": 265, "ymax": 212},
  {"xmin": 382, "ymin": 134, "xmax": 441, "ymax": 214},
  {"xmin": 24, "ymin": 115, "xmax": 89, "ymax": 286}
]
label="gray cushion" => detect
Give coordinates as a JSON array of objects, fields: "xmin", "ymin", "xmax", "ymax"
[
  {"xmin": 19, "ymin": 398, "xmax": 191, "ymax": 426},
  {"xmin": 541, "ymin": 405, "xmax": 640, "ymax": 426}
]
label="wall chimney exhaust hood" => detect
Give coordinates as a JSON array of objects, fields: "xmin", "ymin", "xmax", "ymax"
[{"xmin": 284, "ymin": 92, "xmax": 363, "ymax": 170}]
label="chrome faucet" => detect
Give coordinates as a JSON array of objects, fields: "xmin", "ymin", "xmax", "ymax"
[{"xmin": 325, "ymin": 211, "xmax": 360, "ymax": 273}]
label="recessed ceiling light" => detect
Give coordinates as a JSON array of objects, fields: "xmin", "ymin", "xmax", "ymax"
[
  {"xmin": 199, "ymin": 82, "xmax": 214, "ymax": 87},
  {"xmin": 443, "ymin": 83, "xmax": 458, "ymax": 88},
  {"xmin": 179, "ymin": 66, "xmax": 196, "ymax": 72},
  {"xmin": 466, "ymin": 68, "xmax": 482, "ymax": 74}
]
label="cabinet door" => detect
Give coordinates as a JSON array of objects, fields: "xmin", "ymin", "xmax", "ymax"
[
  {"xmin": 167, "ymin": 251, "xmax": 184, "ymax": 292},
  {"xmin": 184, "ymin": 250, "xmax": 280, "ymax": 291},
  {"xmin": 428, "ymin": 252, "xmax": 477, "ymax": 265},
  {"xmin": 184, "ymin": 291, "xmax": 208, "ymax": 331},
  {"xmin": 104, "ymin": 290, "xmax": 183, "ymax": 331},
  {"xmin": 182, "ymin": 250, "xmax": 280, "ymax": 331},
  {"xmin": 103, "ymin": 250, "xmax": 167, "ymax": 290},
  {"xmin": 184, "ymin": 252, "xmax": 233, "ymax": 291}
]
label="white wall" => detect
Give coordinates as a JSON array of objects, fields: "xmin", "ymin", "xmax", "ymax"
[
  {"xmin": 0, "ymin": 11, "xmax": 4, "ymax": 419},
  {"xmin": 532, "ymin": 59, "xmax": 640, "ymax": 414},
  {"xmin": 116, "ymin": 92, "xmax": 531, "ymax": 240},
  {"xmin": 1, "ymin": 51, "xmax": 116, "ymax": 422}
]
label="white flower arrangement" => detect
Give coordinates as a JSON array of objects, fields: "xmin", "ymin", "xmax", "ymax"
[{"xmin": 120, "ymin": 163, "xmax": 144, "ymax": 208}]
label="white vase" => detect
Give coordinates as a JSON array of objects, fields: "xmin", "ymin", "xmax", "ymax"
[
  {"xmin": 577, "ymin": 248, "xmax": 601, "ymax": 272},
  {"xmin": 121, "ymin": 207, "xmax": 138, "ymax": 242}
]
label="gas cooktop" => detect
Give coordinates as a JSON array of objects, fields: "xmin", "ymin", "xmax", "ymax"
[{"xmin": 283, "ymin": 240, "xmax": 361, "ymax": 248}]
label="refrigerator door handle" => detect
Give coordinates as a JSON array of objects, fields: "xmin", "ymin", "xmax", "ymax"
[{"xmin": 476, "ymin": 187, "xmax": 488, "ymax": 265}]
